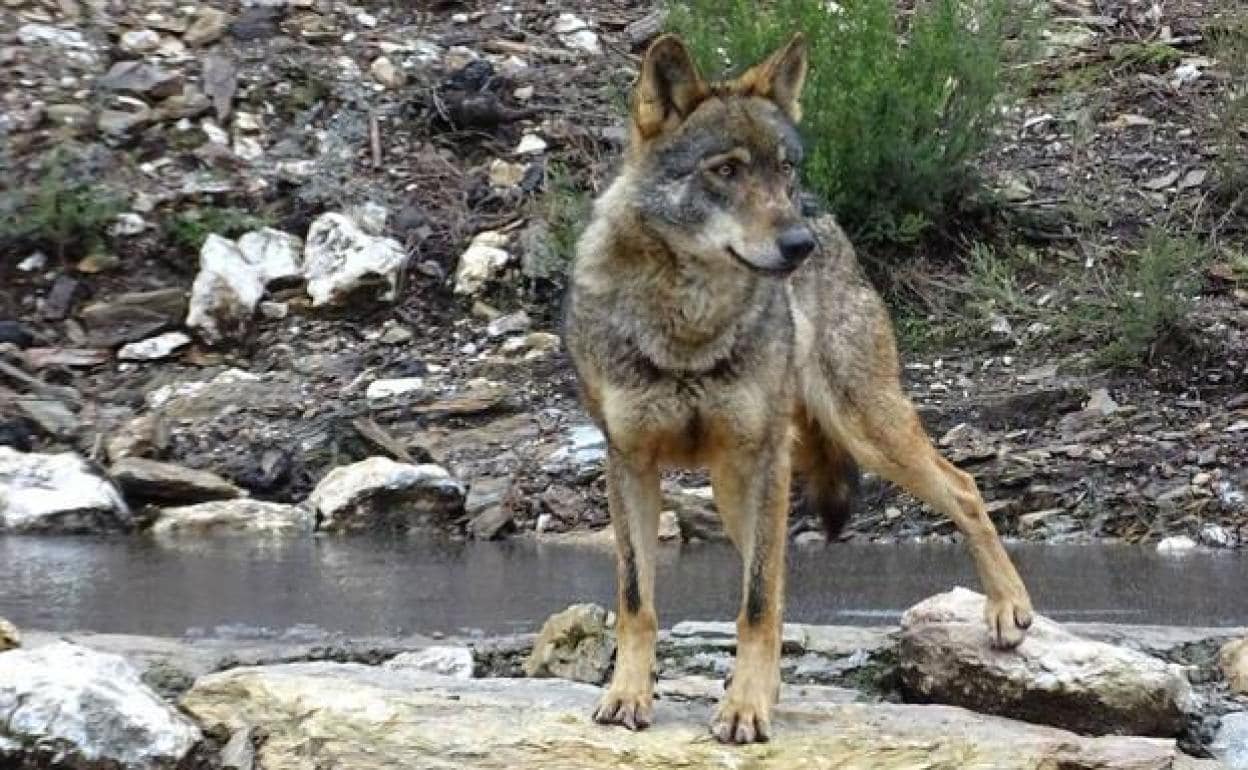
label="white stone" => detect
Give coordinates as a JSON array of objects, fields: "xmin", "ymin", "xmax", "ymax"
[
  {"xmin": 0, "ymin": 642, "xmax": 199, "ymax": 766},
  {"xmin": 454, "ymin": 231, "xmax": 511, "ymax": 295},
  {"xmin": 370, "ymin": 56, "xmax": 405, "ymax": 88},
  {"xmin": 554, "ymin": 13, "xmax": 602, "ymax": 54},
  {"xmin": 303, "ymin": 213, "xmax": 407, "ymax": 307},
  {"xmin": 365, "ymin": 377, "xmax": 425, "ymax": 402},
  {"xmin": 488, "ymin": 158, "xmax": 527, "ymax": 188},
  {"xmin": 658, "ymin": 510, "xmax": 681, "ymax": 541},
  {"xmin": 385, "ymin": 647, "xmax": 475, "ymax": 679},
  {"xmin": 233, "ymin": 135, "xmax": 264, "ymax": 161},
  {"xmin": 111, "ymin": 212, "xmax": 149, "ymax": 236},
  {"xmin": 17, "ymin": 253, "xmax": 47, "ymax": 272},
  {"xmin": 1156, "ymin": 535, "xmax": 1198, "ymax": 554},
  {"xmin": 309, "ymin": 458, "xmax": 465, "ymax": 532},
  {"xmin": 514, "ymin": 133, "xmax": 548, "ymax": 155},
  {"xmin": 149, "ymin": 499, "xmax": 314, "ymax": 535},
  {"xmin": 1211, "ymin": 712, "xmax": 1248, "ymax": 769},
  {"xmin": 186, "ymin": 234, "xmax": 267, "ymax": 344},
  {"xmin": 17, "ymin": 24, "xmax": 91, "ymax": 50},
  {"xmin": 0, "ymin": 448, "xmax": 131, "ymax": 533},
  {"xmin": 898, "ymin": 587, "xmax": 1194, "ymax": 737},
  {"xmin": 118, "ymin": 331, "xmax": 192, "ymax": 361},
  {"xmin": 120, "ymin": 28, "xmax": 161, "ymax": 54},
  {"xmin": 238, "ymin": 227, "xmax": 304, "ymax": 284}
]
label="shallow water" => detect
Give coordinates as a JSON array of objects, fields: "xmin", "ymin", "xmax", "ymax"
[{"xmin": 1, "ymin": 536, "xmax": 1245, "ymax": 638}]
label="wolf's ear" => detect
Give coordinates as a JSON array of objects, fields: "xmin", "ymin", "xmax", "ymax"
[
  {"xmin": 739, "ymin": 33, "xmax": 809, "ymax": 122},
  {"xmin": 632, "ymin": 35, "xmax": 709, "ymax": 139}
]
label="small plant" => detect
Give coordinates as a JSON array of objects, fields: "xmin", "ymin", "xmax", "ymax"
[
  {"xmin": 166, "ymin": 206, "xmax": 273, "ymax": 254},
  {"xmin": 1210, "ymin": 7, "xmax": 1248, "ymax": 224},
  {"xmin": 667, "ymin": 0, "xmax": 1039, "ymax": 245},
  {"xmin": 0, "ymin": 156, "xmax": 123, "ymax": 261},
  {"xmin": 1093, "ymin": 232, "xmax": 1209, "ymax": 368},
  {"xmin": 522, "ymin": 165, "xmax": 592, "ymax": 283}
]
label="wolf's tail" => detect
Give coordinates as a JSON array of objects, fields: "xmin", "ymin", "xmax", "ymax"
[{"xmin": 796, "ymin": 435, "xmax": 861, "ymax": 540}]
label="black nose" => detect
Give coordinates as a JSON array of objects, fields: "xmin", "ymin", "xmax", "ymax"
[{"xmin": 777, "ymin": 226, "xmax": 816, "ymax": 265}]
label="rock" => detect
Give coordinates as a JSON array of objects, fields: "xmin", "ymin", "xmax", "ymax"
[
  {"xmin": 42, "ymin": 274, "xmax": 87, "ymax": 320},
  {"xmin": 15, "ymin": 397, "xmax": 79, "ymax": 439},
  {"xmin": 365, "ymin": 377, "xmax": 425, "ymax": 403},
  {"xmin": 370, "ymin": 56, "xmax": 405, "ymax": 88},
  {"xmin": 0, "ymin": 320, "xmax": 33, "ymax": 348},
  {"xmin": 454, "ymin": 231, "xmax": 511, "ymax": 295},
  {"xmin": 1220, "ymin": 638, "xmax": 1248, "ymax": 694},
  {"xmin": 466, "ymin": 476, "xmax": 513, "ymax": 540},
  {"xmin": 186, "ymin": 234, "xmax": 266, "ymax": 344},
  {"xmin": 110, "ymin": 457, "xmax": 241, "ymax": 504},
  {"xmin": 97, "ymin": 60, "xmax": 184, "ymax": 98},
  {"xmin": 1212, "ymin": 712, "xmax": 1248, "ymax": 769},
  {"xmin": 1157, "ymin": 535, "xmax": 1198, "ymax": 554},
  {"xmin": 238, "ymin": 227, "xmax": 304, "ymax": 284},
  {"xmin": 303, "ymin": 213, "xmax": 407, "ymax": 306},
  {"xmin": 514, "ymin": 132, "xmax": 548, "ymax": 155},
  {"xmin": 658, "ymin": 509, "xmax": 681, "ymax": 541},
  {"xmin": 45, "ymin": 103, "xmax": 92, "ymax": 127},
  {"xmin": 0, "ymin": 448, "xmax": 131, "ymax": 533},
  {"xmin": 97, "ymin": 106, "xmax": 155, "ymax": 137},
  {"xmin": 485, "ymin": 310, "xmax": 531, "ymax": 338},
  {"xmin": 1200, "ymin": 524, "xmax": 1235, "ymax": 548},
  {"xmin": 117, "ymin": 331, "xmax": 192, "ymax": 361},
  {"xmin": 554, "ymin": 13, "xmax": 602, "ymax": 55},
  {"xmin": 202, "ymin": 52, "xmax": 238, "ymax": 121},
  {"xmin": 544, "ymin": 424, "xmax": 606, "ymax": 473},
  {"xmin": 220, "ymin": 726, "xmax": 256, "ymax": 770},
  {"xmin": 385, "ymin": 647, "xmax": 475, "ymax": 679},
  {"xmin": 0, "ymin": 618, "xmax": 18, "ymax": 651},
  {"xmin": 310, "ymin": 458, "xmax": 465, "ymax": 533},
  {"xmin": 81, "ymin": 288, "xmax": 187, "ymax": 346},
  {"xmin": 488, "ymin": 159, "xmax": 527, "ymax": 188},
  {"xmin": 0, "ymin": 642, "xmax": 200, "ymax": 768},
  {"xmin": 184, "ymin": 8, "xmax": 231, "ymax": 46},
  {"xmin": 17, "ymin": 23, "xmax": 91, "ymax": 51},
  {"xmin": 181, "ymin": 663, "xmax": 1193, "ymax": 769},
  {"xmin": 898, "ymin": 587, "xmax": 1194, "ymax": 736},
  {"xmin": 120, "ymin": 28, "xmax": 162, "ymax": 54},
  {"xmin": 149, "ymin": 499, "xmax": 313, "ymax": 536},
  {"xmin": 1085, "ymin": 387, "xmax": 1119, "ymax": 416},
  {"xmin": 524, "ymin": 603, "xmax": 615, "ymax": 685}
]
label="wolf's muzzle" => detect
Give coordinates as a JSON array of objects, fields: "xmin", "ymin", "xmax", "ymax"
[{"xmin": 776, "ymin": 225, "xmax": 816, "ymax": 268}]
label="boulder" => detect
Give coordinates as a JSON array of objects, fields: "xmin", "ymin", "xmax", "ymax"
[
  {"xmin": 148, "ymin": 499, "xmax": 313, "ymax": 536},
  {"xmin": 0, "ymin": 642, "xmax": 200, "ymax": 768},
  {"xmin": 898, "ymin": 587, "xmax": 1195, "ymax": 736},
  {"xmin": 309, "ymin": 458, "xmax": 465, "ymax": 532},
  {"xmin": 0, "ymin": 448, "xmax": 131, "ymax": 533},
  {"xmin": 303, "ymin": 213, "xmax": 407, "ymax": 307},
  {"xmin": 110, "ymin": 457, "xmax": 241, "ymax": 504},
  {"xmin": 181, "ymin": 663, "xmax": 1197, "ymax": 769},
  {"xmin": 1220, "ymin": 637, "xmax": 1248, "ymax": 694},
  {"xmin": 186, "ymin": 229, "xmax": 303, "ymax": 344},
  {"xmin": 0, "ymin": 618, "xmax": 18, "ymax": 651},
  {"xmin": 524, "ymin": 603, "xmax": 615, "ymax": 685},
  {"xmin": 385, "ymin": 647, "xmax": 475, "ymax": 679}
]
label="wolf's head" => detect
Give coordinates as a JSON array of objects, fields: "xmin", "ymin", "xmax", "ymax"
[{"xmin": 624, "ymin": 33, "xmax": 813, "ymax": 275}]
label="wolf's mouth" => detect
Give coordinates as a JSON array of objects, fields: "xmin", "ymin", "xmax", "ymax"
[{"xmin": 725, "ymin": 246, "xmax": 798, "ymax": 277}]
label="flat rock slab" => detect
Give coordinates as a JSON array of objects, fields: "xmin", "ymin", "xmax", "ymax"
[
  {"xmin": 111, "ymin": 457, "xmax": 241, "ymax": 504},
  {"xmin": 0, "ymin": 448, "xmax": 131, "ymax": 533},
  {"xmin": 899, "ymin": 587, "xmax": 1195, "ymax": 737},
  {"xmin": 182, "ymin": 663, "xmax": 1200, "ymax": 770}
]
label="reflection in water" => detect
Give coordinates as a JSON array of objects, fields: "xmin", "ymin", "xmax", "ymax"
[{"xmin": 0, "ymin": 536, "xmax": 1245, "ymax": 637}]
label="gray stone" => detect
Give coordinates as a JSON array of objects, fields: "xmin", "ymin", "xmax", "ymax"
[
  {"xmin": 221, "ymin": 726, "xmax": 256, "ymax": 770},
  {"xmin": 117, "ymin": 331, "xmax": 191, "ymax": 361},
  {"xmin": 149, "ymin": 499, "xmax": 313, "ymax": 536},
  {"xmin": 184, "ymin": 8, "xmax": 231, "ymax": 46},
  {"xmin": 0, "ymin": 448, "xmax": 131, "ymax": 533},
  {"xmin": 110, "ymin": 457, "xmax": 241, "ymax": 504},
  {"xmin": 898, "ymin": 587, "xmax": 1195, "ymax": 736},
  {"xmin": 524, "ymin": 603, "xmax": 615, "ymax": 685},
  {"xmin": 385, "ymin": 647, "xmax": 475, "ymax": 679},
  {"xmin": 180, "ymin": 663, "xmax": 1193, "ymax": 769},
  {"xmin": 309, "ymin": 457, "xmax": 465, "ymax": 532},
  {"xmin": 97, "ymin": 61, "xmax": 184, "ymax": 98},
  {"xmin": 0, "ymin": 642, "xmax": 200, "ymax": 768},
  {"xmin": 1212, "ymin": 712, "xmax": 1248, "ymax": 769}
]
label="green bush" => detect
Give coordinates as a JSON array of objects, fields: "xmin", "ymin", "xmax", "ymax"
[
  {"xmin": 667, "ymin": 0, "xmax": 1032, "ymax": 244},
  {"xmin": 166, "ymin": 206, "xmax": 273, "ymax": 254},
  {"xmin": 0, "ymin": 158, "xmax": 123, "ymax": 261}
]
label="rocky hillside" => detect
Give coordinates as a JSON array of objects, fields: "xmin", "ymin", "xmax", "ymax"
[{"xmin": 0, "ymin": 0, "xmax": 1245, "ymax": 545}]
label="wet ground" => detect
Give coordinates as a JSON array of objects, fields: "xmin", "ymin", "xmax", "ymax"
[{"xmin": 2, "ymin": 537, "xmax": 1246, "ymax": 637}]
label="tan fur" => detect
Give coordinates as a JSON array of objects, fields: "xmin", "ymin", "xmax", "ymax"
[{"xmin": 566, "ymin": 34, "xmax": 1034, "ymax": 744}]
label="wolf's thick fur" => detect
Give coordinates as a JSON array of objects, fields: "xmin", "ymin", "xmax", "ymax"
[{"xmin": 564, "ymin": 34, "xmax": 1034, "ymax": 744}]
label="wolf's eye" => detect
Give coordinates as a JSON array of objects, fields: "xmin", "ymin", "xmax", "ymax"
[
  {"xmin": 780, "ymin": 161, "xmax": 795, "ymax": 176},
  {"xmin": 712, "ymin": 161, "xmax": 738, "ymax": 179}
]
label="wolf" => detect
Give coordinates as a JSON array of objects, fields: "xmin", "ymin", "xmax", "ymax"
[{"xmin": 563, "ymin": 32, "xmax": 1034, "ymax": 744}]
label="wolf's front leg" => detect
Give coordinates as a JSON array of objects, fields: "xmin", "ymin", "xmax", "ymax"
[
  {"xmin": 593, "ymin": 449, "xmax": 661, "ymax": 730},
  {"xmin": 709, "ymin": 439, "xmax": 792, "ymax": 744}
]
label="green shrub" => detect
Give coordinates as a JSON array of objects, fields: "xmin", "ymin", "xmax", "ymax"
[
  {"xmin": 667, "ymin": 0, "xmax": 1034, "ymax": 245},
  {"xmin": 522, "ymin": 165, "xmax": 592, "ymax": 282},
  {"xmin": 1091, "ymin": 232, "xmax": 1208, "ymax": 368},
  {"xmin": 166, "ymin": 207, "xmax": 273, "ymax": 254},
  {"xmin": 0, "ymin": 158, "xmax": 123, "ymax": 261},
  {"xmin": 1210, "ymin": 8, "xmax": 1248, "ymax": 218}
]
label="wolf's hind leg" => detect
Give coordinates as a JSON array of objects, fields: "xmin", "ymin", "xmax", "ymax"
[
  {"xmin": 793, "ymin": 416, "xmax": 860, "ymax": 539},
  {"xmin": 823, "ymin": 391, "xmax": 1034, "ymax": 648},
  {"xmin": 593, "ymin": 449, "xmax": 660, "ymax": 730}
]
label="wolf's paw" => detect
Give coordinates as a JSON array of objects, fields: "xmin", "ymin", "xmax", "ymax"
[
  {"xmin": 985, "ymin": 594, "xmax": 1034, "ymax": 649},
  {"xmin": 710, "ymin": 692, "xmax": 772, "ymax": 744},
  {"xmin": 593, "ymin": 689, "xmax": 653, "ymax": 731}
]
